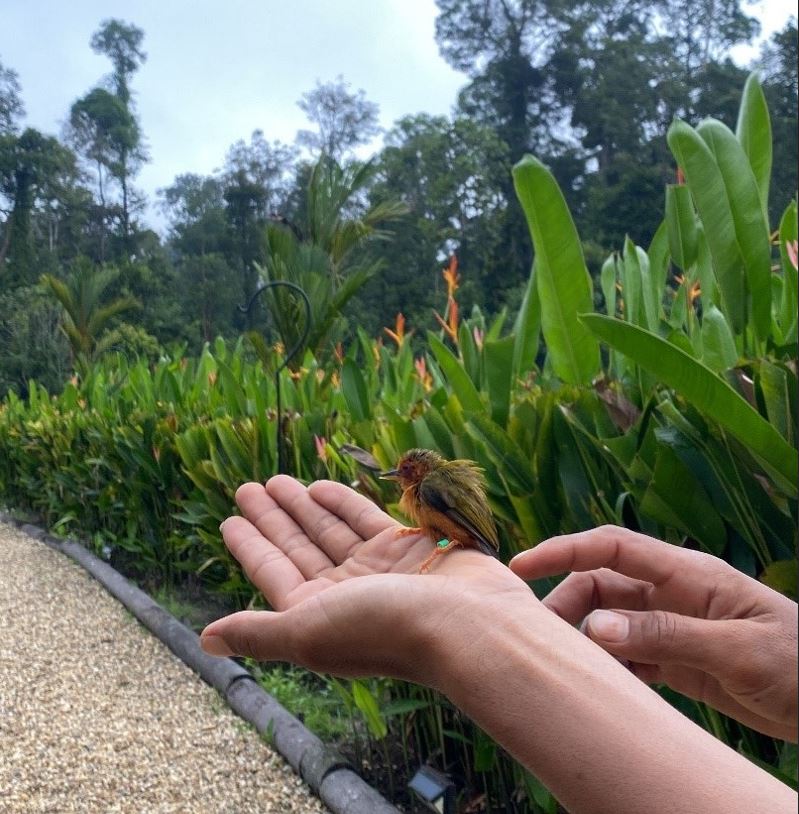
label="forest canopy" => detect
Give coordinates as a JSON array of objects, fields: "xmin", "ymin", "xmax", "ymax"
[{"xmin": 0, "ymin": 5, "xmax": 796, "ymax": 397}]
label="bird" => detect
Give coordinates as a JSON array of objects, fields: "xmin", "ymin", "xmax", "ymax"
[{"xmin": 380, "ymin": 448, "xmax": 499, "ymax": 573}]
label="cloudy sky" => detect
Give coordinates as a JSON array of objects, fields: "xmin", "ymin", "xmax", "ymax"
[{"xmin": 2, "ymin": 0, "xmax": 794, "ymax": 231}]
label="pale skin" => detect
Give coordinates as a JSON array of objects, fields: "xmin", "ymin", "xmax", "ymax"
[{"xmin": 201, "ymin": 476, "xmax": 797, "ymax": 814}]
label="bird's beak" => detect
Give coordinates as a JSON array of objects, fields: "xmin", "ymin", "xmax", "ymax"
[{"xmin": 379, "ymin": 468, "xmax": 399, "ymax": 481}]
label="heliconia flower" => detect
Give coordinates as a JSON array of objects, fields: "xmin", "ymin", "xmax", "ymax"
[
  {"xmin": 472, "ymin": 326, "xmax": 484, "ymax": 350},
  {"xmin": 414, "ymin": 357, "xmax": 433, "ymax": 392},
  {"xmin": 384, "ymin": 312, "xmax": 408, "ymax": 347},
  {"xmin": 314, "ymin": 435, "xmax": 328, "ymax": 462},
  {"xmin": 786, "ymin": 240, "xmax": 798, "ymax": 271},
  {"xmin": 676, "ymin": 167, "xmax": 685, "ymax": 185},
  {"xmin": 333, "ymin": 342, "xmax": 344, "ymax": 363},
  {"xmin": 442, "ymin": 254, "xmax": 460, "ymax": 298},
  {"xmin": 434, "ymin": 297, "xmax": 460, "ymax": 344}
]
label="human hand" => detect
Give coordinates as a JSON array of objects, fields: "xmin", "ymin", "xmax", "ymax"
[
  {"xmin": 510, "ymin": 526, "xmax": 798, "ymax": 742},
  {"xmin": 200, "ymin": 476, "xmax": 533, "ymax": 687}
]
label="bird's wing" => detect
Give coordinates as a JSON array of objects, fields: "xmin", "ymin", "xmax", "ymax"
[{"xmin": 419, "ymin": 467, "xmax": 499, "ymax": 557}]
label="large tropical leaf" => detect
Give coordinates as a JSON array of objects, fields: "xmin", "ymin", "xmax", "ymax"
[
  {"xmin": 696, "ymin": 119, "xmax": 771, "ymax": 342},
  {"xmin": 512, "ymin": 155, "xmax": 600, "ymax": 385},
  {"xmin": 735, "ymin": 73, "xmax": 772, "ymax": 220},
  {"xmin": 580, "ymin": 314, "xmax": 797, "ymax": 491}
]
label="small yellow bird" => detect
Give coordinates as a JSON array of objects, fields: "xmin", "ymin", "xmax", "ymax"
[{"xmin": 380, "ymin": 448, "xmax": 500, "ymax": 573}]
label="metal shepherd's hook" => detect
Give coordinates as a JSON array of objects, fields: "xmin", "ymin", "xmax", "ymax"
[{"xmin": 239, "ymin": 280, "xmax": 312, "ymax": 475}]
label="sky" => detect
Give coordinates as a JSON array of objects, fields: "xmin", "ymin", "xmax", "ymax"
[{"xmin": 1, "ymin": 0, "xmax": 795, "ymax": 233}]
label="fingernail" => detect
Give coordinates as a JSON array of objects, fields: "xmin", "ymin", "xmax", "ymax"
[
  {"xmin": 201, "ymin": 634, "xmax": 234, "ymax": 657},
  {"xmin": 219, "ymin": 519, "xmax": 228, "ymax": 533},
  {"xmin": 588, "ymin": 610, "xmax": 629, "ymax": 643}
]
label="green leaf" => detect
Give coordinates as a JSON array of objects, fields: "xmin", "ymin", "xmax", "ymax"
[
  {"xmin": 601, "ymin": 255, "xmax": 617, "ymax": 317},
  {"xmin": 700, "ymin": 304, "xmax": 738, "ymax": 373},
  {"xmin": 580, "ymin": 314, "xmax": 798, "ymax": 491},
  {"xmin": 484, "ymin": 335, "xmax": 515, "ymax": 428},
  {"xmin": 464, "ymin": 414, "xmax": 535, "ymax": 495},
  {"xmin": 427, "ymin": 332, "xmax": 483, "ymax": 413},
  {"xmin": 667, "ymin": 119, "xmax": 745, "ymax": 333},
  {"xmin": 512, "ymin": 260, "xmax": 541, "ymax": 381},
  {"xmin": 697, "ymin": 119, "xmax": 771, "ymax": 341},
  {"xmin": 735, "ymin": 73, "xmax": 772, "ymax": 221},
  {"xmin": 341, "ymin": 359, "xmax": 370, "ymax": 422},
  {"xmin": 778, "ymin": 201, "xmax": 798, "ymax": 342},
  {"xmin": 512, "ymin": 155, "xmax": 600, "ymax": 384},
  {"xmin": 759, "ymin": 560, "xmax": 797, "ymax": 600},
  {"xmin": 665, "ymin": 184, "xmax": 698, "ymax": 271},
  {"xmin": 648, "ymin": 220, "xmax": 671, "ymax": 301},
  {"xmin": 351, "ymin": 680, "xmax": 387, "ymax": 739},
  {"xmin": 640, "ymin": 445, "xmax": 727, "ymax": 555},
  {"xmin": 758, "ymin": 361, "xmax": 794, "ymax": 446}
]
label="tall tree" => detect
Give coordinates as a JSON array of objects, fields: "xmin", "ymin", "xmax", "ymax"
[
  {"xmin": 297, "ymin": 76, "xmax": 381, "ymax": 162},
  {"xmin": 758, "ymin": 20, "xmax": 798, "ymax": 225},
  {"xmin": 90, "ymin": 19, "xmax": 147, "ymax": 249},
  {"xmin": 0, "ymin": 128, "xmax": 76, "ymax": 283},
  {"xmin": 0, "ymin": 57, "xmax": 24, "ymax": 135},
  {"xmin": 362, "ymin": 113, "xmax": 511, "ymax": 331}
]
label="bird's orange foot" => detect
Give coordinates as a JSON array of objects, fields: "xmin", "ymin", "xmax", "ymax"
[
  {"xmin": 419, "ymin": 539, "xmax": 462, "ymax": 574},
  {"xmin": 393, "ymin": 526, "xmax": 424, "ymax": 538}
]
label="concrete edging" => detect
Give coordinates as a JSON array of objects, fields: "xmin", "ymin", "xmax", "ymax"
[{"xmin": 3, "ymin": 514, "xmax": 399, "ymax": 814}]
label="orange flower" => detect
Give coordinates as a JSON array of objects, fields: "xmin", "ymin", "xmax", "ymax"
[
  {"xmin": 674, "ymin": 274, "xmax": 701, "ymax": 304},
  {"xmin": 442, "ymin": 254, "xmax": 459, "ymax": 298},
  {"xmin": 333, "ymin": 342, "xmax": 344, "ymax": 363},
  {"xmin": 676, "ymin": 167, "xmax": 685, "ymax": 185},
  {"xmin": 384, "ymin": 312, "xmax": 410, "ymax": 347},
  {"xmin": 434, "ymin": 297, "xmax": 459, "ymax": 344},
  {"xmin": 414, "ymin": 357, "xmax": 433, "ymax": 392},
  {"xmin": 314, "ymin": 435, "xmax": 328, "ymax": 462}
]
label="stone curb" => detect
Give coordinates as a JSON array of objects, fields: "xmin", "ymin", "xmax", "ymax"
[{"xmin": 3, "ymin": 514, "xmax": 399, "ymax": 814}]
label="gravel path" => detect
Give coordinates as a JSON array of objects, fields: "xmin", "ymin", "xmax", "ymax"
[{"xmin": 0, "ymin": 519, "xmax": 329, "ymax": 814}]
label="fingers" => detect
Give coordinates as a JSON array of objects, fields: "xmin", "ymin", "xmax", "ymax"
[
  {"xmin": 266, "ymin": 475, "xmax": 372, "ymax": 565},
  {"xmin": 308, "ymin": 480, "xmax": 397, "ymax": 541},
  {"xmin": 583, "ymin": 608, "xmax": 733, "ymax": 673},
  {"xmin": 510, "ymin": 526, "xmax": 730, "ymax": 607},
  {"xmin": 543, "ymin": 569, "xmax": 654, "ymax": 625},
  {"xmin": 220, "ymin": 514, "xmax": 308, "ymax": 610},
  {"xmin": 234, "ymin": 480, "xmax": 334, "ymax": 578}
]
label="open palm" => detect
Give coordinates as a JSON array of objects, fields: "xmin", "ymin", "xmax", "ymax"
[{"xmin": 201, "ymin": 475, "xmax": 528, "ymax": 683}]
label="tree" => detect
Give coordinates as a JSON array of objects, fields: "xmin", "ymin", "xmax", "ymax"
[
  {"xmin": 0, "ymin": 128, "xmax": 77, "ymax": 283},
  {"xmin": 361, "ymin": 113, "xmax": 511, "ymax": 332},
  {"xmin": 258, "ymin": 155, "xmax": 406, "ymax": 364},
  {"xmin": 160, "ymin": 173, "xmax": 239, "ymax": 343},
  {"xmin": 297, "ymin": 76, "xmax": 381, "ymax": 162},
  {"xmin": 68, "ymin": 88, "xmax": 136, "ymax": 261},
  {"xmin": 67, "ymin": 20, "xmax": 147, "ymax": 258},
  {"xmin": 0, "ymin": 58, "xmax": 24, "ymax": 135},
  {"xmin": 757, "ymin": 19, "xmax": 798, "ymax": 225},
  {"xmin": 90, "ymin": 19, "xmax": 147, "ymax": 248},
  {"xmin": 40, "ymin": 259, "xmax": 139, "ymax": 374}
]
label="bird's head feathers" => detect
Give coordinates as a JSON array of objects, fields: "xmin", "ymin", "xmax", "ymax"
[{"xmin": 380, "ymin": 448, "xmax": 446, "ymax": 489}]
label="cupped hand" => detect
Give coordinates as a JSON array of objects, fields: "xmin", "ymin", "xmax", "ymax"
[
  {"xmin": 200, "ymin": 476, "xmax": 531, "ymax": 687},
  {"xmin": 510, "ymin": 525, "xmax": 798, "ymax": 741}
]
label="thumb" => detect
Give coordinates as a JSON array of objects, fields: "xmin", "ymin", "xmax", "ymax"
[
  {"xmin": 584, "ymin": 609, "xmax": 730, "ymax": 671},
  {"xmin": 201, "ymin": 610, "xmax": 293, "ymax": 661}
]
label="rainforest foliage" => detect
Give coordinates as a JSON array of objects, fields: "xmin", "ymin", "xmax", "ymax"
[{"xmin": 1, "ymin": 7, "xmax": 797, "ymax": 813}]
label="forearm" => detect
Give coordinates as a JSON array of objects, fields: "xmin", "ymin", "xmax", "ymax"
[{"xmin": 429, "ymin": 597, "xmax": 796, "ymax": 814}]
